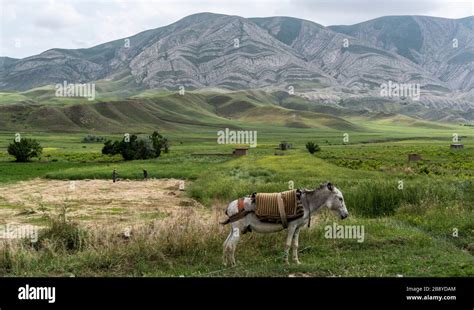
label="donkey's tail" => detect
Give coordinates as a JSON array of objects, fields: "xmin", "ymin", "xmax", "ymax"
[{"xmin": 220, "ymin": 218, "xmax": 231, "ymax": 225}]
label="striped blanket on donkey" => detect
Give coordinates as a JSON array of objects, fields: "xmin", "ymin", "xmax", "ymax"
[
  {"xmin": 256, "ymin": 189, "xmax": 304, "ymax": 227},
  {"xmin": 221, "ymin": 189, "xmax": 305, "ymax": 227}
]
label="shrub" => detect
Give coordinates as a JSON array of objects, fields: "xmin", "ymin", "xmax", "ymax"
[
  {"xmin": 42, "ymin": 220, "xmax": 86, "ymax": 252},
  {"xmin": 305, "ymin": 142, "xmax": 320, "ymax": 154},
  {"xmin": 82, "ymin": 135, "xmax": 105, "ymax": 143},
  {"xmin": 33, "ymin": 214, "xmax": 89, "ymax": 252},
  {"xmin": 7, "ymin": 138, "xmax": 43, "ymax": 162}
]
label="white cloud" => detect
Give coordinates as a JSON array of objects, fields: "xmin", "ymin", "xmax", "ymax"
[
  {"xmin": 0, "ymin": 0, "xmax": 473, "ymax": 58},
  {"xmin": 33, "ymin": 1, "xmax": 85, "ymax": 30}
]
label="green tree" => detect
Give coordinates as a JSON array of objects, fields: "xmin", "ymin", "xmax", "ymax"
[
  {"xmin": 102, "ymin": 140, "xmax": 120, "ymax": 155},
  {"xmin": 120, "ymin": 134, "xmax": 139, "ymax": 160},
  {"xmin": 133, "ymin": 137, "xmax": 155, "ymax": 160},
  {"xmin": 102, "ymin": 132, "xmax": 169, "ymax": 161},
  {"xmin": 8, "ymin": 138, "xmax": 43, "ymax": 162},
  {"xmin": 150, "ymin": 131, "xmax": 169, "ymax": 157}
]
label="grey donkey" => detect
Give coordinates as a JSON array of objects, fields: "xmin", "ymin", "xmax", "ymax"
[{"xmin": 221, "ymin": 183, "xmax": 348, "ymax": 266}]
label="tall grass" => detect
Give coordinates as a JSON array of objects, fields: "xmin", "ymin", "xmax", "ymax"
[
  {"xmin": 32, "ymin": 217, "xmax": 89, "ymax": 252},
  {"xmin": 0, "ymin": 210, "xmax": 228, "ymax": 276},
  {"xmin": 339, "ymin": 179, "xmax": 470, "ymax": 217},
  {"xmin": 1, "ymin": 204, "xmax": 472, "ymax": 276},
  {"xmin": 190, "ymin": 172, "xmax": 471, "ymax": 217}
]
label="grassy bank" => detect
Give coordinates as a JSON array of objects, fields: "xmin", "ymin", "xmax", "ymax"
[
  {"xmin": 0, "ymin": 122, "xmax": 472, "ymax": 276},
  {"xmin": 1, "ymin": 208, "xmax": 472, "ymax": 277}
]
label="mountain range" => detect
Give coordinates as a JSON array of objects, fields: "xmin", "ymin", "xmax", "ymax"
[{"xmin": 0, "ymin": 12, "xmax": 473, "ymax": 124}]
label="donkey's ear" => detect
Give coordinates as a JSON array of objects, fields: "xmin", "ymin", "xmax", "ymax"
[{"xmin": 327, "ymin": 182, "xmax": 334, "ymax": 191}]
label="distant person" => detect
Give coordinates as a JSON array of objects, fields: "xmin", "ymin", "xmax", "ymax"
[
  {"xmin": 143, "ymin": 169, "xmax": 148, "ymax": 179},
  {"xmin": 112, "ymin": 169, "xmax": 118, "ymax": 183}
]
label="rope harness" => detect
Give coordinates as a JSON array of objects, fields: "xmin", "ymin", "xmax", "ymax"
[{"xmin": 301, "ymin": 190, "xmax": 311, "ymax": 228}]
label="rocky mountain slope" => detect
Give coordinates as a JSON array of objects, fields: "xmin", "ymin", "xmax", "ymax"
[
  {"xmin": 0, "ymin": 13, "xmax": 473, "ymax": 119},
  {"xmin": 329, "ymin": 16, "xmax": 474, "ymax": 92}
]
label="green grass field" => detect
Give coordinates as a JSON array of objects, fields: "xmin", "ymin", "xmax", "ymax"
[{"xmin": 0, "ymin": 112, "xmax": 472, "ymax": 277}]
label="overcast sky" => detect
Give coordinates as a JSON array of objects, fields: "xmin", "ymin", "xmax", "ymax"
[{"xmin": 1, "ymin": 0, "xmax": 473, "ymax": 58}]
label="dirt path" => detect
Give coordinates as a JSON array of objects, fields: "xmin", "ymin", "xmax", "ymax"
[{"xmin": 0, "ymin": 178, "xmax": 210, "ymax": 231}]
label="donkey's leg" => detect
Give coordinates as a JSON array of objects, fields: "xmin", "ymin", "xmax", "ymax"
[
  {"xmin": 228, "ymin": 223, "xmax": 242, "ymax": 267},
  {"xmin": 224, "ymin": 219, "xmax": 247, "ymax": 267},
  {"xmin": 284, "ymin": 224, "xmax": 297, "ymax": 264},
  {"xmin": 292, "ymin": 227, "xmax": 302, "ymax": 264},
  {"xmin": 222, "ymin": 228, "xmax": 233, "ymax": 266}
]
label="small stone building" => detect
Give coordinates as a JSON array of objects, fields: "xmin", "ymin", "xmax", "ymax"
[
  {"xmin": 233, "ymin": 148, "xmax": 248, "ymax": 156},
  {"xmin": 408, "ymin": 153, "xmax": 422, "ymax": 162},
  {"xmin": 450, "ymin": 144, "xmax": 464, "ymax": 149},
  {"xmin": 278, "ymin": 142, "xmax": 292, "ymax": 150}
]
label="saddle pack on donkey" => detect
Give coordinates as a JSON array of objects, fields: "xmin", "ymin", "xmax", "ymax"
[{"xmin": 225, "ymin": 189, "xmax": 305, "ymax": 228}]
